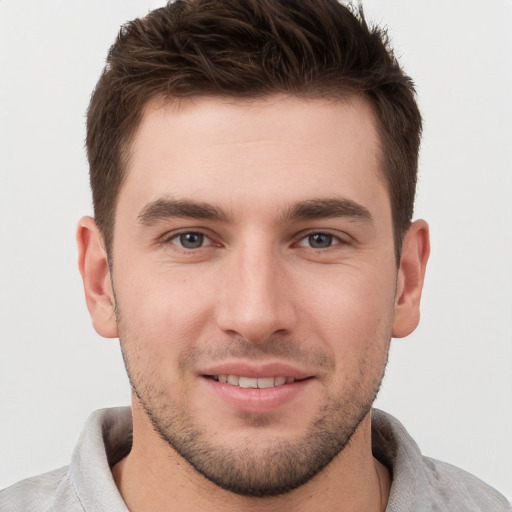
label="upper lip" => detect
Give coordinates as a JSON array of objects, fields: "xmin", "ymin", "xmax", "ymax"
[{"xmin": 199, "ymin": 361, "xmax": 313, "ymax": 380}]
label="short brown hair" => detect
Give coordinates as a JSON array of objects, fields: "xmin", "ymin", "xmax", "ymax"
[{"xmin": 86, "ymin": 0, "xmax": 421, "ymax": 259}]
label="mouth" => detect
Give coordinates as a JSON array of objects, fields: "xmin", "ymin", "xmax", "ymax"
[
  {"xmin": 201, "ymin": 370, "xmax": 314, "ymax": 413},
  {"xmin": 208, "ymin": 375, "xmax": 299, "ymax": 388}
]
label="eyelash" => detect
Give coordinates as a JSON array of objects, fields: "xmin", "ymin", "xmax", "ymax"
[
  {"xmin": 161, "ymin": 230, "xmax": 215, "ymax": 250},
  {"xmin": 295, "ymin": 231, "xmax": 346, "ymax": 250},
  {"xmin": 161, "ymin": 229, "xmax": 348, "ymax": 251}
]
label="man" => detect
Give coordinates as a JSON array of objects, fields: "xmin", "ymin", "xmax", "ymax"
[{"xmin": 1, "ymin": 0, "xmax": 509, "ymax": 510}]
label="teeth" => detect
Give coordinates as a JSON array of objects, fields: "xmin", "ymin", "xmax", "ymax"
[
  {"xmin": 227, "ymin": 375, "xmax": 239, "ymax": 385},
  {"xmin": 213, "ymin": 375, "xmax": 296, "ymax": 388},
  {"xmin": 257, "ymin": 377, "xmax": 275, "ymax": 389},
  {"xmin": 239, "ymin": 377, "xmax": 258, "ymax": 388}
]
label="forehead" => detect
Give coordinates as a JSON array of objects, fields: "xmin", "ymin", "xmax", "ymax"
[{"xmin": 120, "ymin": 94, "xmax": 388, "ymax": 222}]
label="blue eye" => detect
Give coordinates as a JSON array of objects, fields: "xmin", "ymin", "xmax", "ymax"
[
  {"xmin": 304, "ymin": 233, "xmax": 334, "ymax": 248},
  {"xmin": 174, "ymin": 232, "xmax": 206, "ymax": 249}
]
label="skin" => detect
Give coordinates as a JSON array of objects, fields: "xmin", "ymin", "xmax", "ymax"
[{"xmin": 78, "ymin": 94, "xmax": 429, "ymax": 511}]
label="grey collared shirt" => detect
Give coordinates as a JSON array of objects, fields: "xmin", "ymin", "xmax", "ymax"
[{"xmin": 1, "ymin": 407, "xmax": 510, "ymax": 511}]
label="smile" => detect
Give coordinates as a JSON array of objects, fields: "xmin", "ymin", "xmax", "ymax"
[
  {"xmin": 210, "ymin": 375, "xmax": 297, "ymax": 388},
  {"xmin": 203, "ymin": 372, "xmax": 313, "ymax": 413}
]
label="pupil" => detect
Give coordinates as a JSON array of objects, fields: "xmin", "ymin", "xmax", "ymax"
[
  {"xmin": 180, "ymin": 233, "xmax": 203, "ymax": 248},
  {"xmin": 309, "ymin": 233, "xmax": 332, "ymax": 248}
]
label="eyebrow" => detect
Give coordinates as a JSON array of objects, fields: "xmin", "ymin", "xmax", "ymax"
[
  {"xmin": 137, "ymin": 196, "xmax": 373, "ymax": 226},
  {"xmin": 282, "ymin": 198, "xmax": 373, "ymax": 223},
  {"xmin": 138, "ymin": 198, "xmax": 231, "ymax": 225}
]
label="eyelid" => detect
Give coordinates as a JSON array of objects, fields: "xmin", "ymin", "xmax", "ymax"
[
  {"xmin": 159, "ymin": 228, "xmax": 217, "ymax": 248},
  {"xmin": 294, "ymin": 229, "xmax": 351, "ymax": 248},
  {"xmin": 157, "ymin": 227, "xmax": 351, "ymax": 249}
]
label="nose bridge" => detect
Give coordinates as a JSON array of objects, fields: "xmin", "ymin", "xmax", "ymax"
[{"xmin": 216, "ymin": 235, "xmax": 295, "ymax": 342}]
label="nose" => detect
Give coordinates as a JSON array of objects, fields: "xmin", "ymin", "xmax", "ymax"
[{"xmin": 215, "ymin": 240, "xmax": 297, "ymax": 343}]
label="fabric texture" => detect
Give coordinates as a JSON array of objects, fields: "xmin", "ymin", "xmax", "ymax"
[{"xmin": 1, "ymin": 407, "xmax": 509, "ymax": 511}]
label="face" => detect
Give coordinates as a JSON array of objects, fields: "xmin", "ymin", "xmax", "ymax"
[{"xmin": 108, "ymin": 95, "xmax": 400, "ymax": 496}]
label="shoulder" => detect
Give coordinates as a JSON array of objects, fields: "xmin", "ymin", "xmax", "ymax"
[
  {"xmin": 0, "ymin": 466, "xmax": 82, "ymax": 512},
  {"xmin": 0, "ymin": 407, "xmax": 132, "ymax": 512},
  {"xmin": 420, "ymin": 456, "xmax": 511, "ymax": 511},
  {"xmin": 372, "ymin": 409, "xmax": 511, "ymax": 511}
]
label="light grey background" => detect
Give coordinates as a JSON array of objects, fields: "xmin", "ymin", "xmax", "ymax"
[{"xmin": 1, "ymin": 0, "xmax": 511, "ymax": 500}]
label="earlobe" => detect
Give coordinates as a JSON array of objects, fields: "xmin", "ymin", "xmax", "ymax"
[
  {"xmin": 77, "ymin": 216, "xmax": 118, "ymax": 338},
  {"xmin": 392, "ymin": 220, "xmax": 430, "ymax": 338}
]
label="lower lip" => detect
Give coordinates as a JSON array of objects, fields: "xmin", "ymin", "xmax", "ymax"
[{"xmin": 201, "ymin": 377, "xmax": 312, "ymax": 414}]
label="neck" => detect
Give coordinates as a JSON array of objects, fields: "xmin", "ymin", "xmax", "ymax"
[{"xmin": 112, "ymin": 403, "xmax": 390, "ymax": 512}]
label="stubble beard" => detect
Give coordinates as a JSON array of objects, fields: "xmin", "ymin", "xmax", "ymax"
[{"xmin": 117, "ymin": 330, "xmax": 389, "ymax": 498}]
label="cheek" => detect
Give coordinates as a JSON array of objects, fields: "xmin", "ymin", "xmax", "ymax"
[
  {"xmin": 300, "ymin": 266, "xmax": 396, "ymax": 359},
  {"xmin": 113, "ymin": 266, "xmax": 218, "ymax": 364}
]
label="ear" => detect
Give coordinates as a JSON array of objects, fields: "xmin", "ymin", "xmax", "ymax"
[
  {"xmin": 392, "ymin": 220, "xmax": 430, "ymax": 338},
  {"xmin": 77, "ymin": 216, "xmax": 118, "ymax": 338}
]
